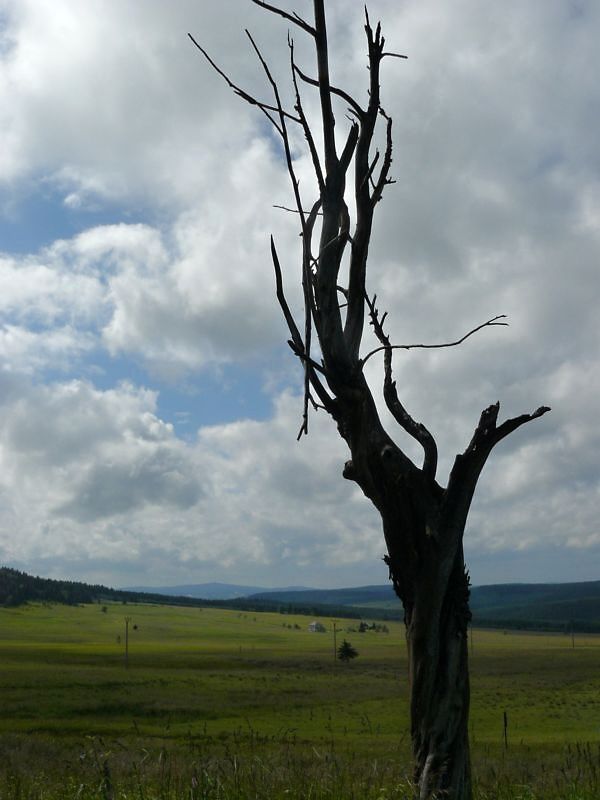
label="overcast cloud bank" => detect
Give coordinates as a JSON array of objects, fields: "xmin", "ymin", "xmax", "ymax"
[{"xmin": 0, "ymin": 0, "xmax": 598, "ymax": 588}]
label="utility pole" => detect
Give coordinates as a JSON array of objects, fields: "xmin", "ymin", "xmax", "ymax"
[
  {"xmin": 124, "ymin": 616, "xmax": 131, "ymax": 669},
  {"xmin": 333, "ymin": 621, "xmax": 339, "ymax": 665}
]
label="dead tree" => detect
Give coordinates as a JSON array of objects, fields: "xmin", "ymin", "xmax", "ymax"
[{"xmin": 190, "ymin": 3, "xmax": 550, "ymax": 798}]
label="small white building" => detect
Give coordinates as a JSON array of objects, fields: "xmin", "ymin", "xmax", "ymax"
[{"xmin": 308, "ymin": 620, "xmax": 327, "ymax": 633}]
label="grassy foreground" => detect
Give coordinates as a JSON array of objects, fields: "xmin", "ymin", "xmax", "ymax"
[{"xmin": 0, "ymin": 602, "xmax": 598, "ymax": 798}]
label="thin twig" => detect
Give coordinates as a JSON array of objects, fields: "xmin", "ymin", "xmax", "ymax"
[
  {"xmin": 365, "ymin": 292, "xmax": 438, "ymax": 479},
  {"xmin": 371, "ymin": 110, "xmax": 394, "ymax": 206},
  {"xmin": 273, "ymin": 204, "xmax": 323, "ymax": 215},
  {"xmin": 187, "ymin": 33, "xmax": 299, "ymax": 130},
  {"xmin": 361, "ymin": 315, "xmax": 509, "ymax": 367},
  {"xmin": 293, "ymin": 65, "xmax": 364, "ymax": 119},
  {"xmin": 250, "ymin": 0, "xmax": 316, "ymax": 37},
  {"xmin": 245, "ymin": 28, "xmax": 315, "ymax": 434},
  {"xmin": 289, "ymin": 36, "xmax": 325, "ymax": 192}
]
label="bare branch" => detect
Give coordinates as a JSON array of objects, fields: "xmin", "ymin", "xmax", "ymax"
[
  {"xmin": 444, "ymin": 401, "xmax": 551, "ymax": 547},
  {"xmin": 371, "ymin": 109, "xmax": 394, "ymax": 206},
  {"xmin": 272, "ymin": 236, "xmax": 304, "ymax": 355},
  {"xmin": 339, "ymin": 122, "xmax": 360, "ymax": 175},
  {"xmin": 361, "ymin": 149, "xmax": 380, "ymax": 192},
  {"xmin": 271, "ymin": 236, "xmax": 334, "ymax": 425},
  {"xmin": 366, "ymin": 293, "xmax": 438, "ymax": 480},
  {"xmin": 187, "ymin": 33, "xmax": 299, "ymax": 131},
  {"xmin": 480, "ymin": 403, "xmax": 551, "ymax": 451},
  {"xmin": 289, "ymin": 36, "xmax": 325, "ymax": 193},
  {"xmin": 384, "ymin": 379, "xmax": 438, "ymax": 481},
  {"xmin": 293, "ymin": 64, "xmax": 364, "ymax": 119},
  {"xmin": 286, "ymin": 339, "xmax": 327, "ymax": 375},
  {"xmin": 244, "ymin": 31, "xmax": 307, "ymax": 225},
  {"xmin": 382, "ymin": 52, "xmax": 408, "ymax": 60},
  {"xmin": 361, "ymin": 315, "xmax": 509, "ymax": 367},
  {"xmin": 250, "ymin": 0, "xmax": 316, "ymax": 37},
  {"xmin": 273, "ymin": 204, "xmax": 323, "ymax": 215},
  {"xmin": 342, "ymin": 6, "xmax": 390, "ymax": 362},
  {"xmin": 314, "ymin": 0, "xmax": 338, "ymax": 172},
  {"xmin": 192, "ymin": 15, "xmax": 334, "ymax": 435},
  {"xmin": 300, "ymin": 202, "xmax": 323, "ymax": 436}
]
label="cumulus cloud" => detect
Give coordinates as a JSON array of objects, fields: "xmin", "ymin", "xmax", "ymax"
[
  {"xmin": 0, "ymin": 379, "xmax": 203, "ymax": 552},
  {"xmin": 0, "ymin": 0, "xmax": 597, "ymax": 587},
  {"xmin": 0, "ymin": 378, "xmax": 596, "ymax": 588},
  {"xmin": 101, "ymin": 141, "xmax": 294, "ymax": 375},
  {"xmin": 0, "ymin": 324, "xmax": 94, "ymax": 374},
  {"xmin": 0, "ymin": 0, "xmax": 289, "ymax": 207},
  {"xmin": 0, "ymin": 383, "xmax": 381, "ymax": 585},
  {"xmin": 0, "ymin": 210, "xmax": 295, "ymax": 376}
]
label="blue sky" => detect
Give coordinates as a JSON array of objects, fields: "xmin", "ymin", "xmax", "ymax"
[
  {"xmin": 0, "ymin": 188, "xmax": 277, "ymax": 428},
  {"xmin": 0, "ymin": 0, "xmax": 598, "ymax": 591}
]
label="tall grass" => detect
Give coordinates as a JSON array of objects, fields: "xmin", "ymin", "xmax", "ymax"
[
  {"xmin": 1, "ymin": 735, "xmax": 598, "ymax": 799},
  {"xmin": 1, "ymin": 606, "xmax": 598, "ymax": 798}
]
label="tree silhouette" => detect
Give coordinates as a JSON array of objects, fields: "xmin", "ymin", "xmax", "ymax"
[
  {"xmin": 191, "ymin": 3, "xmax": 550, "ymax": 798},
  {"xmin": 337, "ymin": 639, "xmax": 358, "ymax": 663}
]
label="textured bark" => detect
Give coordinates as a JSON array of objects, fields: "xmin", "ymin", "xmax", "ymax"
[
  {"xmin": 194, "ymin": 3, "xmax": 550, "ymax": 797},
  {"xmin": 406, "ymin": 552, "xmax": 472, "ymax": 798},
  {"xmin": 336, "ymin": 389, "xmax": 547, "ymax": 800}
]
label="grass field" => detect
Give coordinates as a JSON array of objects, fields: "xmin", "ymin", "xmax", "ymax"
[{"xmin": 0, "ymin": 601, "xmax": 598, "ymax": 798}]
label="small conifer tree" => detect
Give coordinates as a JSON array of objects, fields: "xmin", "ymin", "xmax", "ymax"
[{"xmin": 337, "ymin": 639, "xmax": 359, "ymax": 663}]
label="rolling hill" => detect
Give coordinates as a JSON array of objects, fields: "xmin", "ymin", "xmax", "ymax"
[
  {"xmin": 1, "ymin": 567, "xmax": 598, "ymax": 632},
  {"xmin": 123, "ymin": 582, "xmax": 313, "ymax": 600},
  {"xmin": 249, "ymin": 581, "xmax": 600, "ymax": 631}
]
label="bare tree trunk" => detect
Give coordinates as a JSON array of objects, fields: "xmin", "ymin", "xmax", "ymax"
[
  {"xmin": 376, "ymin": 481, "xmax": 473, "ymax": 799},
  {"xmin": 341, "ymin": 393, "xmax": 475, "ymax": 798},
  {"xmin": 405, "ymin": 553, "xmax": 472, "ymax": 799},
  {"xmin": 336, "ymin": 389, "xmax": 547, "ymax": 799}
]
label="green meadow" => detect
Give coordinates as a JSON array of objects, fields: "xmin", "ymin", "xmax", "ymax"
[{"xmin": 0, "ymin": 602, "xmax": 598, "ymax": 798}]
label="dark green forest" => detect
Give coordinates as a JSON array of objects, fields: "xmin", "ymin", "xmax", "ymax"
[{"xmin": 1, "ymin": 566, "xmax": 599, "ymax": 632}]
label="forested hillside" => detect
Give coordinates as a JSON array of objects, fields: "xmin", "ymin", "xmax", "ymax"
[
  {"xmin": 2, "ymin": 567, "xmax": 598, "ymax": 632},
  {"xmin": 251, "ymin": 582, "xmax": 600, "ymax": 633},
  {"xmin": 0, "ymin": 567, "xmax": 204, "ymax": 609},
  {"xmin": 0, "ymin": 567, "xmax": 116, "ymax": 606},
  {"xmin": 0, "ymin": 568, "xmax": 397, "ymax": 621}
]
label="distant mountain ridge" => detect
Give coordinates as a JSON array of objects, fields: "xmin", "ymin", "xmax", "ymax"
[
  {"xmin": 470, "ymin": 581, "xmax": 600, "ymax": 627},
  {"xmin": 249, "ymin": 584, "xmax": 396, "ymax": 606},
  {"xmin": 1, "ymin": 567, "xmax": 598, "ymax": 632},
  {"xmin": 123, "ymin": 582, "xmax": 314, "ymax": 600},
  {"xmin": 249, "ymin": 581, "xmax": 600, "ymax": 631}
]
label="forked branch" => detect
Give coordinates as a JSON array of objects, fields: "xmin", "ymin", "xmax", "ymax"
[
  {"xmin": 468, "ymin": 402, "xmax": 552, "ymax": 454},
  {"xmin": 293, "ymin": 64, "xmax": 365, "ymax": 119},
  {"xmin": 271, "ymin": 236, "xmax": 335, "ymax": 436},
  {"xmin": 250, "ymin": 0, "xmax": 316, "ymax": 37},
  {"xmin": 366, "ymin": 293, "xmax": 438, "ymax": 480},
  {"xmin": 187, "ymin": 33, "xmax": 299, "ymax": 132},
  {"xmin": 443, "ymin": 401, "xmax": 551, "ymax": 550}
]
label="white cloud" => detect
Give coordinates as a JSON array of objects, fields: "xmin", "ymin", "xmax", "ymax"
[
  {"xmin": 0, "ymin": 211, "xmax": 296, "ymax": 376},
  {"xmin": 0, "ymin": 379, "xmax": 202, "ymax": 542},
  {"xmin": 0, "ymin": 253, "xmax": 103, "ymax": 325},
  {"xmin": 101, "ymin": 139, "xmax": 293, "ymax": 375},
  {"xmin": 0, "ymin": 376, "xmax": 597, "ymax": 587},
  {"xmin": 0, "ymin": 0, "xmax": 288, "ymax": 207},
  {"xmin": 0, "ymin": 0, "xmax": 598, "ymax": 587},
  {"xmin": 0, "ymin": 324, "xmax": 94, "ymax": 373},
  {"xmin": 0, "ymin": 382, "xmax": 382, "ymax": 585}
]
